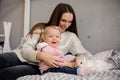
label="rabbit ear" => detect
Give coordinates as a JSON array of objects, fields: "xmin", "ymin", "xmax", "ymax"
[
  {"xmin": 77, "ymin": 53, "xmax": 88, "ymax": 57},
  {"xmin": 77, "ymin": 53, "xmax": 93, "ymax": 60},
  {"xmin": 76, "ymin": 53, "xmax": 85, "ymax": 56}
]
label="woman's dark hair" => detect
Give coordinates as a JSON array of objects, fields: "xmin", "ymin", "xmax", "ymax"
[
  {"xmin": 29, "ymin": 3, "xmax": 78, "ymax": 37},
  {"xmin": 46, "ymin": 3, "xmax": 78, "ymax": 36}
]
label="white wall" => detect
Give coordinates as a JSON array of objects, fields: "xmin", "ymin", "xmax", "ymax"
[
  {"xmin": 0, "ymin": 0, "xmax": 24, "ymax": 49},
  {"xmin": 0, "ymin": 0, "xmax": 120, "ymax": 53}
]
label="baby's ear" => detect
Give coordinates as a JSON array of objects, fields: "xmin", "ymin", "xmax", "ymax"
[
  {"xmin": 42, "ymin": 36, "xmax": 46, "ymax": 41},
  {"xmin": 39, "ymin": 36, "xmax": 44, "ymax": 42}
]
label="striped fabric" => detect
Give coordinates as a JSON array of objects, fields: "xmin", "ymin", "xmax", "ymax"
[
  {"xmin": 17, "ymin": 70, "xmax": 120, "ymax": 80},
  {"xmin": 17, "ymin": 50, "xmax": 120, "ymax": 80},
  {"xmin": 107, "ymin": 50, "xmax": 120, "ymax": 69}
]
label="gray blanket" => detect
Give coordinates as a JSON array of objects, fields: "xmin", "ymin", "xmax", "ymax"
[
  {"xmin": 17, "ymin": 50, "xmax": 120, "ymax": 80},
  {"xmin": 17, "ymin": 70, "xmax": 120, "ymax": 80}
]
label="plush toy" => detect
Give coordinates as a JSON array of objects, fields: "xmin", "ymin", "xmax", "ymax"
[{"xmin": 76, "ymin": 53, "xmax": 113, "ymax": 76}]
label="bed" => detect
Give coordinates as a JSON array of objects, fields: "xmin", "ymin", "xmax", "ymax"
[{"xmin": 17, "ymin": 50, "xmax": 120, "ymax": 80}]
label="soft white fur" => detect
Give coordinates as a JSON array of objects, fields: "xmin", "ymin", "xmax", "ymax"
[{"xmin": 76, "ymin": 53, "xmax": 112, "ymax": 72}]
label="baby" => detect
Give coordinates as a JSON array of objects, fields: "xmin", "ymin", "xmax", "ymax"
[
  {"xmin": 76, "ymin": 53, "xmax": 113, "ymax": 76},
  {"xmin": 36, "ymin": 25, "xmax": 75, "ymax": 74}
]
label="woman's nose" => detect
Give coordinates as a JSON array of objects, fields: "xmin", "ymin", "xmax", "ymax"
[{"xmin": 64, "ymin": 22, "xmax": 69, "ymax": 28}]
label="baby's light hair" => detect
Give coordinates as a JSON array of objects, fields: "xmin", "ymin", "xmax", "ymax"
[
  {"xmin": 39, "ymin": 25, "xmax": 61, "ymax": 42},
  {"xmin": 44, "ymin": 25, "xmax": 61, "ymax": 35}
]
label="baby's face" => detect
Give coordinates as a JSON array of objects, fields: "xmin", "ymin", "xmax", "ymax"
[{"xmin": 44, "ymin": 27, "xmax": 61, "ymax": 48}]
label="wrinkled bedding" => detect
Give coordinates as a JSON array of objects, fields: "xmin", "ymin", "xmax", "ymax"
[
  {"xmin": 17, "ymin": 50, "xmax": 120, "ymax": 80},
  {"xmin": 17, "ymin": 70, "xmax": 120, "ymax": 80}
]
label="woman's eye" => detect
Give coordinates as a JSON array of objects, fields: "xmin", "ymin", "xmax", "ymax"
[{"xmin": 61, "ymin": 19, "xmax": 66, "ymax": 22}]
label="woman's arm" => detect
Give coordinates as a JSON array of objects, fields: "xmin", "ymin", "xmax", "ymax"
[
  {"xmin": 69, "ymin": 32, "xmax": 91, "ymax": 56},
  {"xmin": 21, "ymin": 30, "xmax": 64, "ymax": 67},
  {"xmin": 21, "ymin": 32, "xmax": 40, "ymax": 62}
]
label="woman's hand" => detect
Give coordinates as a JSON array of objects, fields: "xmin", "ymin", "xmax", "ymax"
[{"xmin": 36, "ymin": 52, "xmax": 64, "ymax": 68}]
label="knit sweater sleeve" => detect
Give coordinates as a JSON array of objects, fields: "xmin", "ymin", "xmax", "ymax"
[
  {"xmin": 68, "ymin": 32, "xmax": 89, "ymax": 55},
  {"xmin": 21, "ymin": 29, "xmax": 41, "ymax": 62}
]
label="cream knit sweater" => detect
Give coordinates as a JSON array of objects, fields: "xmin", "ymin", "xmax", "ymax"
[{"xmin": 13, "ymin": 29, "xmax": 88, "ymax": 64}]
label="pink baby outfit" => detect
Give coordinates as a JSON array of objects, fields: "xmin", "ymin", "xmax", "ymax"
[{"xmin": 37, "ymin": 42, "xmax": 69, "ymax": 73}]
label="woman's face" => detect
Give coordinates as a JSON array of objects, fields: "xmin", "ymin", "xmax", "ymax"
[{"xmin": 59, "ymin": 13, "xmax": 73, "ymax": 32}]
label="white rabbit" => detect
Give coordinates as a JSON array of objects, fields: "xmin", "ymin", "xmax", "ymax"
[{"xmin": 76, "ymin": 53, "xmax": 112, "ymax": 73}]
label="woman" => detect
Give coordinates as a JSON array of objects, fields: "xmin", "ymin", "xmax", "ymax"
[{"xmin": 0, "ymin": 3, "xmax": 89, "ymax": 80}]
